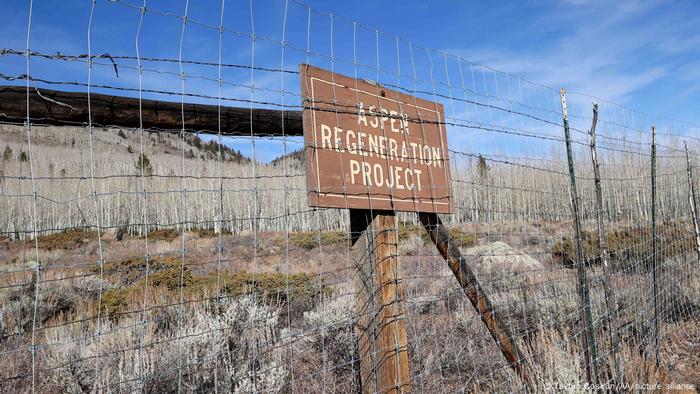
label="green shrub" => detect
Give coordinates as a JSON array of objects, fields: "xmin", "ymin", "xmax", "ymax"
[
  {"xmin": 448, "ymin": 227, "xmax": 478, "ymax": 248},
  {"xmin": 101, "ymin": 288, "xmax": 129, "ymax": 319},
  {"xmin": 181, "ymin": 270, "xmax": 332, "ymax": 317},
  {"xmin": 2, "ymin": 146, "xmax": 12, "ymax": 160},
  {"xmin": 37, "ymin": 228, "xmax": 96, "ymax": 250},
  {"xmin": 135, "ymin": 153, "xmax": 153, "ymax": 175},
  {"xmin": 291, "ymin": 231, "xmax": 348, "ymax": 250},
  {"xmin": 551, "ymin": 223, "xmax": 696, "ymax": 272},
  {"xmin": 95, "ymin": 255, "xmax": 182, "ymax": 286},
  {"xmin": 191, "ymin": 228, "xmax": 232, "ymax": 238},
  {"xmin": 150, "ymin": 266, "xmax": 193, "ymax": 290},
  {"xmin": 398, "ymin": 223, "xmax": 476, "ymax": 248},
  {"xmin": 219, "ymin": 271, "xmax": 331, "ymax": 305},
  {"xmin": 398, "ymin": 224, "xmax": 426, "ymax": 242},
  {"xmin": 94, "ymin": 256, "xmax": 328, "ymax": 316},
  {"xmin": 141, "ymin": 228, "xmax": 179, "ymax": 241}
]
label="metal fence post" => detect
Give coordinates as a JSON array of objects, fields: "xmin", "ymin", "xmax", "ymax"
[
  {"xmin": 559, "ymin": 88, "xmax": 600, "ymax": 386},
  {"xmin": 650, "ymin": 127, "xmax": 660, "ymax": 368}
]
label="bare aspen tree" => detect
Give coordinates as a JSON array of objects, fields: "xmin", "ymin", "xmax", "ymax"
[{"xmin": 684, "ymin": 141, "xmax": 700, "ymax": 264}]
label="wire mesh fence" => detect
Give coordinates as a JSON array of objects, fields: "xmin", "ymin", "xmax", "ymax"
[{"xmin": 0, "ymin": 0, "xmax": 699, "ymax": 392}]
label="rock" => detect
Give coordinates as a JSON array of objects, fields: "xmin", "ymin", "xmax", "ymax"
[
  {"xmin": 102, "ymin": 227, "xmax": 126, "ymax": 242},
  {"xmin": 102, "ymin": 228, "xmax": 117, "ymax": 242},
  {"xmin": 461, "ymin": 241, "xmax": 543, "ymax": 277}
]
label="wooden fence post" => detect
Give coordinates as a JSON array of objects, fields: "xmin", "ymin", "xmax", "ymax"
[
  {"xmin": 418, "ymin": 212, "xmax": 531, "ymax": 388},
  {"xmin": 559, "ymin": 88, "xmax": 601, "ymax": 386},
  {"xmin": 684, "ymin": 141, "xmax": 700, "ymax": 264},
  {"xmin": 588, "ymin": 103, "xmax": 623, "ymax": 384},
  {"xmin": 351, "ymin": 210, "xmax": 410, "ymax": 394}
]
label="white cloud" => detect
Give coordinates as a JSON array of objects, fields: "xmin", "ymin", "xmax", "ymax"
[{"xmin": 445, "ymin": 0, "xmax": 697, "ymax": 104}]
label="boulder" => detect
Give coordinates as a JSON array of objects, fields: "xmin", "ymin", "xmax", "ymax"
[{"xmin": 461, "ymin": 241, "xmax": 543, "ymax": 277}]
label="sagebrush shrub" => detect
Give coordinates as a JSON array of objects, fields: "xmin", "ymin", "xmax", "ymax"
[
  {"xmin": 303, "ymin": 295, "xmax": 357, "ymax": 373},
  {"xmin": 43, "ymin": 294, "xmax": 287, "ymax": 393}
]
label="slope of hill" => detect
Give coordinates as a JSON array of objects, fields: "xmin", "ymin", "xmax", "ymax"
[
  {"xmin": 1, "ymin": 124, "xmax": 695, "ymax": 238},
  {"xmin": 0, "ymin": 124, "xmax": 324, "ymax": 237}
]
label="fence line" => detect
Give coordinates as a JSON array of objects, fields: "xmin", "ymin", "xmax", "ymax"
[{"xmin": 0, "ymin": 0, "xmax": 699, "ymax": 392}]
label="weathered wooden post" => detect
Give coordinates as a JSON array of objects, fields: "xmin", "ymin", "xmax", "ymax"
[
  {"xmin": 559, "ymin": 88, "xmax": 600, "ymax": 386},
  {"xmin": 418, "ymin": 212, "xmax": 531, "ymax": 387},
  {"xmin": 587, "ymin": 103, "xmax": 623, "ymax": 384},
  {"xmin": 351, "ymin": 210, "xmax": 410, "ymax": 393}
]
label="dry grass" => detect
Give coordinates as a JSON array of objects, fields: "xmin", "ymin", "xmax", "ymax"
[
  {"xmin": 1, "ymin": 124, "xmax": 699, "ymax": 391},
  {"xmin": 1, "ymin": 226, "xmax": 698, "ymax": 392}
]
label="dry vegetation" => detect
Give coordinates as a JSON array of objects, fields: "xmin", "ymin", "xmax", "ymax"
[
  {"xmin": 1, "ymin": 124, "xmax": 696, "ymax": 235},
  {"xmin": 1, "ymin": 221, "xmax": 698, "ymax": 392},
  {"xmin": 1, "ymin": 125, "xmax": 699, "ymax": 392}
]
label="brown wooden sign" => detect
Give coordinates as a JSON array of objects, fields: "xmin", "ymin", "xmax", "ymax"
[{"xmin": 300, "ymin": 64, "xmax": 452, "ymax": 213}]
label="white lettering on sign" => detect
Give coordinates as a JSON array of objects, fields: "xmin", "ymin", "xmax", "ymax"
[
  {"xmin": 357, "ymin": 102, "xmax": 409, "ymax": 134},
  {"xmin": 349, "ymin": 159, "xmax": 423, "ymax": 191},
  {"xmin": 301, "ymin": 63, "xmax": 452, "ymax": 213},
  {"xmin": 318, "ymin": 122, "xmax": 443, "ymax": 170}
]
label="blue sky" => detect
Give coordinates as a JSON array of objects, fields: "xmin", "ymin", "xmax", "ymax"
[{"xmin": 1, "ymin": 0, "xmax": 698, "ymax": 161}]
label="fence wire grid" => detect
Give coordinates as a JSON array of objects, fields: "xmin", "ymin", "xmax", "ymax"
[{"xmin": 0, "ymin": 0, "xmax": 699, "ymax": 393}]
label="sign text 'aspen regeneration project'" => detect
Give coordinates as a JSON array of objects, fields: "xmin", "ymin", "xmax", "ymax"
[{"xmin": 301, "ymin": 64, "xmax": 452, "ymax": 213}]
